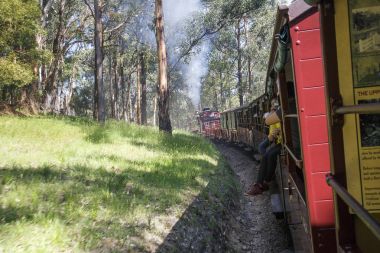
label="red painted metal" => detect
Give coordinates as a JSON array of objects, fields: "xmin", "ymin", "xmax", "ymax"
[
  {"xmin": 290, "ymin": 10, "xmax": 336, "ymax": 252},
  {"xmin": 198, "ymin": 110, "xmax": 221, "ymax": 137}
]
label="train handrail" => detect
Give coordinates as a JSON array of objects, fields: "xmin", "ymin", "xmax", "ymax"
[
  {"xmin": 335, "ymin": 103, "xmax": 380, "ymax": 115},
  {"xmin": 326, "ymin": 174, "xmax": 380, "ymax": 241},
  {"xmin": 284, "ymin": 144, "xmax": 303, "ymax": 169},
  {"xmin": 284, "ymin": 114, "xmax": 298, "ymax": 118}
]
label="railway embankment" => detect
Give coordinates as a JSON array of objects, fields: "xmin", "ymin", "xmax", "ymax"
[
  {"xmin": 0, "ymin": 116, "xmax": 290, "ymax": 252},
  {"xmin": 0, "ymin": 116, "xmax": 239, "ymax": 252}
]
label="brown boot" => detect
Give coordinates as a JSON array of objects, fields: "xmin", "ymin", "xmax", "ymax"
[
  {"xmin": 262, "ymin": 181, "xmax": 270, "ymax": 191},
  {"xmin": 245, "ymin": 183, "xmax": 264, "ymax": 196}
]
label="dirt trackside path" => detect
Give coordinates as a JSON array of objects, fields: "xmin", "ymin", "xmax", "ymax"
[{"xmin": 215, "ymin": 141, "xmax": 290, "ymax": 253}]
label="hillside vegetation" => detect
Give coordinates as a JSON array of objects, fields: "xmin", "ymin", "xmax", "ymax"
[{"xmin": 0, "ymin": 116, "xmax": 237, "ymax": 252}]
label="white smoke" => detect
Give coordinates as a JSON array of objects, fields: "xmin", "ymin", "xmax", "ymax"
[
  {"xmin": 163, "ymin": 0, "xmax": 209, "ymax": 107},
  {"xmin": 164, "ymin": 0, "xmax": 200, "ymax": 26},
  {"xmin": 184, "ymin": 44, "xmax": 209, "ymax": 106}
]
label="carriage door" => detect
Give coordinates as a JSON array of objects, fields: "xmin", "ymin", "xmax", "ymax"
[{"xmin": 321, "ymin": 0, "xmax": 380, "ymax": 252}]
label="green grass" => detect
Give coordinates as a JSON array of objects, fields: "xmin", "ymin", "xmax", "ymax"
[{"xmin": 0, "ymin": 116, "xmax": 235, "ymax": 252}]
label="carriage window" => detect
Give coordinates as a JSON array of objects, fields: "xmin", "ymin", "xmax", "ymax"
[
  {"xmin": 279, "ymin": 55, "xmax": 305, "ymax": 190},
  {"xmin": 286, "ymin": 82, "xmax": 302, "ymax": 159}
]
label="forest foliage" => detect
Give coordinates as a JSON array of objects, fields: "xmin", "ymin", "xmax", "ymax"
[
  {"xmin": 0, "ymin": 0, "xmax": 278, "ymax": 129},
  {"xmin": 0, "ymin": 0, "xmax": 41, "ymax": 88}
]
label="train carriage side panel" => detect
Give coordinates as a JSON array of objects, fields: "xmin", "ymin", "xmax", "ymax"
[{"xmin": 290, "ymin": 9, "xmax": 336, "ymax": 252}]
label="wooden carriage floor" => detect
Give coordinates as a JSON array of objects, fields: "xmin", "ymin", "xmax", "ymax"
[{"xmin": 214, "ymin": 141, "xmax": 292, "ymax": 253}]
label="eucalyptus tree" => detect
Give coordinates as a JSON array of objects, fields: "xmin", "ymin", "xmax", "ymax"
[
  {"xmin": 180, "ymin": 0, "xmax": 277, "ymax": 110},
  {"xmin": 0, "ymin": 0, "xmax": 47, "ymax": 113},
  {"xmin": 155, "ymin": 0, "xmax": 172, "ymax": 134},
  {"xmin": 201, "ymin": 44, "xmax": 237, "ymax": 111},
  {"xmin": 82, "ymin": 0, "xmax": 105, "ymax": 122},
  {"xmin": 41, "ymin": 0, "xmax": 91, "ymax": 113}
]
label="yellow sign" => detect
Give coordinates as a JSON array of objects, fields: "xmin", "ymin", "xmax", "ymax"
[
  {"xmin": 334, "ymin": 0, "xmax": 380, "ymax": 213},
  {"xmin": 349, "ymin": 0, "xmax": 380, "ymax": 211},
  {"xmin": 355, "ymin": 87, "xmax": 380, "ymax": 210}
]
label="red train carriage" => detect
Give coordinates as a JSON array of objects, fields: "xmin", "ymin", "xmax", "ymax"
[
  {"xmin": 219, "ymin": 1, "xmax": 337, "ymax": 251},
  {"xmin": 265, "ymin": 1, "xmax": 336, "ymax": 252},
  {"xmin": 197, "ymin": 108, "xmax": 221, "ymax": 138}
]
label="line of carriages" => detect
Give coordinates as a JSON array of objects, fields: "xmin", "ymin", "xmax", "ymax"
[{"xmin": 207, "ymin": 1, "xmax": 337, "ymax": 252}]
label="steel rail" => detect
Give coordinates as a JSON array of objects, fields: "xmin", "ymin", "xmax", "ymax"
[
  {"xmin": 284, "ymin": 114, "xmax": 298, "ymax": 118},
  {"xmin": 326, "ymin": 175, "xmax": 380, "ymax": 241},
  {"xmin": 284, "ymin": 144, "xmax": 303, "ymax": 169},
  {"xmin": 335, "ymin": 103, "xmax": 380, "ymax": 115}
]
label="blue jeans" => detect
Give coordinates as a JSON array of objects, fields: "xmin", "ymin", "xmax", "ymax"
[
  {"xmin": 257, "ymin": 143, "xmax": 282, "ymax": 184},
  {"xmin": 258, "ymin": 138, "xmax": 270, "ymax": 155}
]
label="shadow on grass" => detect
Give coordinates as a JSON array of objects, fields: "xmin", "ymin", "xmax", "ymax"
[
  {"xmin": 32, "ymin": 116, "xmax": 218, "ymax": 159},
  {"xmin": 0, "ymin": 205, "xmax": 34, "ymax": 223},
  {"xmin": 85, "ymin": 126, "xmax": 112, "ymax": 144},
  {"xmin": 0, "ymin": 156, "xmax": 218, "ymax": 251},
  {"xmin": 77, "ymin": 120, "xmax": 218, "ymax": 157},
  {"xmin": 155, "ymin": 157, "xmax": 240, "ymax": 253},
  {"xmin": 128, "ymin": 132, "xmax": 218, "ymax": 158}
]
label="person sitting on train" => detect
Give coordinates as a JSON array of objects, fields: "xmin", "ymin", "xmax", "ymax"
[
  {"xmin": 245, "ymin": 107, "xmax": 282, "ymax": 196},
  {"xmin": 258, "ymin": 100, "xmax": 280, "ymax": 155}
]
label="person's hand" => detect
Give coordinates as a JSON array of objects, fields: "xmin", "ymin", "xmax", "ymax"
[
  {"xmin": 268, "ymin": 134, "xmax": 274, "ymax": 142},
  {"xmin": 273, "ymin": 128, "xmax": 281, "ymax": 136}
]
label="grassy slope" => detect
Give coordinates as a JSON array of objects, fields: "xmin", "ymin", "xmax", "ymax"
[{"xmin": 0, "ymin": 116, "xmax": 237, "ymax": 252}]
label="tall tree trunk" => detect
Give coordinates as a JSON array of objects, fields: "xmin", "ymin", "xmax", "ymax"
[
  {"xmin": 43, "ymin": 0, "xmax": 66, "ymax": 113},
  {"xmin": 121, "ymin": 65, "xmax": 127, "ymax": 121},
  {"xmin": 93, "ymin": 77, "xmax": 98, "ymax": 120},
  {"xmin": 64, "ymin": 63, "xmax": 77, "ymax": 115},
  {"xmin": 37, "ymin": 0, "xmax": 53, "ymax": 100},
  {"xmin": 155, "ymin": 0, "xmax": 172, "ymax": 134},
  {"xmin": 236, "ymin": 19, "xmax": 243, "ymax": 106},
  {"xmin": 153, "ymin": 95, "xmax": 157, "ymax": 127},
  {"xmin": 1, "ymin": 87, "xmax": 7, "ymax": 102},
  {"xmin": 136, "ymin": 63, "xmax": 142, "ymax": 124},
  {"xmin": 220, "ymin": 70, "xmax": 225, "ymax": 111},
  {"xmin": 114, "ymin": 53, "xmax": 120, "ymax": 120},
  {"xmin": 129, "ymin": 94, "xmax": 133, "ymax": 122},
  {"xmin": 214, "ymin": 89, "xmax": 218, "ymax": 111},
  {"xmin": 248, "ymin": 58, "xmax": 252, "ymax": 93},
  {"xmin": 109, "ymin": 55, "xmax": 115, "ymax": 118},
  {"xmin": 244, "ymin": 17, "xmax": 253, "ymax": 94},
  {"xmin": 126, "ymin": 74, "xmax": 132, "ymax": 122},
  {"xmin": 212, "ymin": 77, "xmax": 218, "ymax": 110},
  {"xmin": 140, "ymin": 52, "xmax": 147, "ymax": 125},
  {"xmin": 94, "ymin": 0, "xmax": 105, "ymax": 123},
  {"xmin": 53, "ymin": 67, "xmax": 64, "ymax": 113},
  {"xmin": 131, "ymin": 88, "xmax": 136, "ymax": 122}
]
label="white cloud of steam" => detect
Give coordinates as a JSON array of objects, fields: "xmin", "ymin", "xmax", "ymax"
[
  {"xmin": 163, "ymin": 0, "xmax": 210, "ymax": 107},
  {"xmin": 164, "ymin": 0, "xmax": 201, "ymax": 27},
  {"xmin": 185, "ymin": 44, "xmax": 209, "ymax": 106}
]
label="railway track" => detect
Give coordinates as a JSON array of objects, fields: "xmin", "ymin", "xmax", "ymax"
[{"xmin": 214, "ymin": 141, "xmax": 291, "ymax": 253}]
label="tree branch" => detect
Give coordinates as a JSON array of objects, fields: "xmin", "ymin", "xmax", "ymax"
[{"xmin": 83, "ymin": 0, "xmax": 95, "ymax": 18}]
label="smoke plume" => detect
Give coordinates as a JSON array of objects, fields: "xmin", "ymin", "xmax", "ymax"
[{"xmin": 164, "ymin": 0, "xmax": 209, "ymax": 107}]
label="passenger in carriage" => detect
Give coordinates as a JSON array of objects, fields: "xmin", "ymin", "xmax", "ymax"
[
  {"xmin": 245, "ymin": 106, "xmax": 282, "ymax": 196},
  {"xmin": 258, "ymin": 99, "xmax": 280, "ymax": 155}
]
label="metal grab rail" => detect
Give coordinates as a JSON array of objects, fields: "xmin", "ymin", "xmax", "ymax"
[
  {"xmin": 284, "ymin": 114, "xmax": 298, "ymax": 118},
  {"xmin": 284, "ymin": 144, "xmax": 303, "ymax": 169},
  {"xmin": 335, "ymin": 103, "xmax": 380, "ymax": 115},
  {"xmin": 326, "ymin": 174, "xmax": 380, "ymax": 241}
]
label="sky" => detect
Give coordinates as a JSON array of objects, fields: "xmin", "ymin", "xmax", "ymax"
[{"xmin": 164, "ymin": 0, "xmax": 209, "ymax": 107}]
